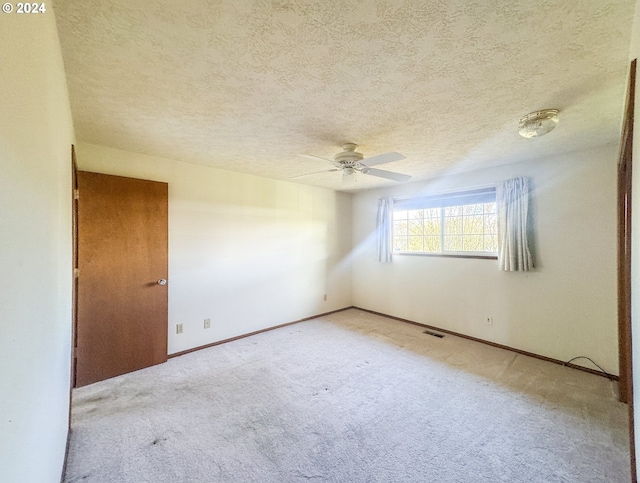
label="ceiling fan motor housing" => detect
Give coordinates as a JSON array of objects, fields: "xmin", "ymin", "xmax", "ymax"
[{"xmin": 334, "ymin": 143, "xmax": 365, "ymax": 168}]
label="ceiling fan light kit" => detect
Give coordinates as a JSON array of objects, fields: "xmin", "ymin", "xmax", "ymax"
[
  {"xmin": 294, "ymin": 143, "xmax": 411, "ymax": 183},
  {"xmin": 518, "ymin": 109, "xmax": 559, "ymax": 138}
]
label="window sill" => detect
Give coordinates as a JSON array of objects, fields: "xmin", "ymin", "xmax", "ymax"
[{"xmin": 393, "ymin": 252, "xmax": 498, "ymax": 260}]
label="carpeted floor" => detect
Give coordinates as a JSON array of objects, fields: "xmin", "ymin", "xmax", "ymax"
[{"xmin": 64, "ymin": 309, "xmax": 630, "ymax": 482}]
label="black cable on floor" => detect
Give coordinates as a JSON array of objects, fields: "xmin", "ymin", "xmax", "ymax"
[{"xmin": 563, "ymin": 356, "xmax": 616, "ymax": 381}]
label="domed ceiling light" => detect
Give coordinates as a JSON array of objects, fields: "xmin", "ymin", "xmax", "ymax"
[{"xmin": 518, "ymin": 109, "xmax": 559, "ymax": 138}]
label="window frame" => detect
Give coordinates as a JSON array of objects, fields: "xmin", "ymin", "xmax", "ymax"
[{"xmin": 392, "ymin": 187, "xmax": 498, "ymax": 259}]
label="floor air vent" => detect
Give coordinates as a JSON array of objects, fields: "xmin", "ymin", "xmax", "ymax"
[{"xmin": 423, "ymin": 330, "xmax": 444, "ymax": 338}]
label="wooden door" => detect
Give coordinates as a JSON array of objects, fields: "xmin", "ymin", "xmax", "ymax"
[
  {"xmin": 76, "ymin": 171, "xmax": 168, "ymax": 387},
  {"xmin": 617, "ymin": 58, "xmax": 636, "ymax": 481},
  {"xmin": 618, "ymin": 59, "xmax": 635, "ymax": 404}
]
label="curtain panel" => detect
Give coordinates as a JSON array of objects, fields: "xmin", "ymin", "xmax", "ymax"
[
  {"xmin": 497, "ymin": 177, "xmax": 533, "ymax": 271},
  {"xmin": 376, "ymin": 198, "xmax": 394, "ymax": 263}
]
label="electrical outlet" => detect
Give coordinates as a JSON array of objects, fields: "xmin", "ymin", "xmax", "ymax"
[
  {"xmin": 486, "ymin": 316, "xmax": 493, "ymax": 326},
  {"xmin": 323, "ymin": 294, "xmax": 327, "ymax": 301},
  {"xmin": 176, "ymin": 323, "xmax": 183, "ymax": 334},
  {"xmin": 204, "ymin": 318, "xmax": 211, "ymax": 329}
]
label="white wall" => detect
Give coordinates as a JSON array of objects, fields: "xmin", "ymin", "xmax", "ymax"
[
  {"xmin": 0, "ymin": 9, "xmax": 75, "ymax": 483},
  {"xmin": 75, "ymin": 143, "xmax": 353, "ymax": 354},
  {"xmin": 352, "ymin": 145, "xmax": 618, "ymax": 374}
]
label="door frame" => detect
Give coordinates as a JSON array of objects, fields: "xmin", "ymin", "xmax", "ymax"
[
  {"xmin": 62, "ymin": 144, "xmax": 78, "ymax": 481},
  {"xmin": 71, "ymin": 145, "xmax": 79, "ymax": 388},
  {"xmin": 618, "ymin": 58, "xmax": 636, "ymax": 481}
]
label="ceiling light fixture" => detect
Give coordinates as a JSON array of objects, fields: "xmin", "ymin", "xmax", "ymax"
[
  {"xmin": 518, "ymin": 109, "xmax": 559, "ymax": 138},
  {"xmin": 343, "ymin": 167, "xmax": 355, "ymax": 176}
]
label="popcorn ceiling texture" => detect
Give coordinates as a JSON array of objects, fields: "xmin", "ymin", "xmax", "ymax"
[{"xmin": 54, "ymin": 0, "xmax": 635, "ymax": 191}]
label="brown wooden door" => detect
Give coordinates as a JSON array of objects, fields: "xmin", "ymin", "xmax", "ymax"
[
  {"xmin": 617, "ymin": 59, "xmax": 636, "ymax": 482},
  {"xmin": 76, "ymin": 171, "xmax": 168, "ymax": 387}
]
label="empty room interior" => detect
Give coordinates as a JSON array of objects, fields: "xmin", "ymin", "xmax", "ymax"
[{"xmin": 4, "ymin": 0, "xmax": 640, "ymax": 481}]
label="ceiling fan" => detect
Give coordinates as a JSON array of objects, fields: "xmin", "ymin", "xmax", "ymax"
[{"xmin": 293, "ymin": 143, "xmax": 411, "ymax": 182}]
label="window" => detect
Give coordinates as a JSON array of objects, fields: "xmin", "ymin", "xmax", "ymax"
[{"xmin": 393, "ymin": 188, "xmax": 497, "ymax": 257}]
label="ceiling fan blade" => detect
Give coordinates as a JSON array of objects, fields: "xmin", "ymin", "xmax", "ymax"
[
  {"xmin": 361, "ymin": 152, "xmax": 405, "ymax": 167},
  {"xmin": 363, "ymin": 167, "xmax": 411, "ymax": 182},
  {"xmin": 291, "ymin": 169, "xmax": 341, "ymax": 179},
  {"xmin": 298, "ymin": 154, "xmax": 335, "ymax": 164}
]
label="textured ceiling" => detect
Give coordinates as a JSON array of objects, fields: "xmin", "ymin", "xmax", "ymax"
[{"xmin": 54, "ymin": 0, "xmax": 635, "ymax": 191}]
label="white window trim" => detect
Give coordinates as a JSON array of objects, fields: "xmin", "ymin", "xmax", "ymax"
[{"xmin": 393, "ymin": 250, "xmax": 498, "ymax": 259}]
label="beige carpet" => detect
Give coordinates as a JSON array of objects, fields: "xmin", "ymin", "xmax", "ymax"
[{"xmin": 64, "ymin": 309, "xmax": 630, "ymax": 482}]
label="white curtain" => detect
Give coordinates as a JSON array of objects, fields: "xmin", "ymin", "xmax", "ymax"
[
  {"xmin": 376, "ymin": 198, "xmax": 394, "ymax": 263},
  {"xmin": 497, "ymin": 177, "xmax": 533, "ymax": 271}
]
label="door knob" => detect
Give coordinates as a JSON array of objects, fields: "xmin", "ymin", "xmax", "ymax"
[{"xmin": 157, "ymin": 279, "xmax": 167, "ymax": 286}]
